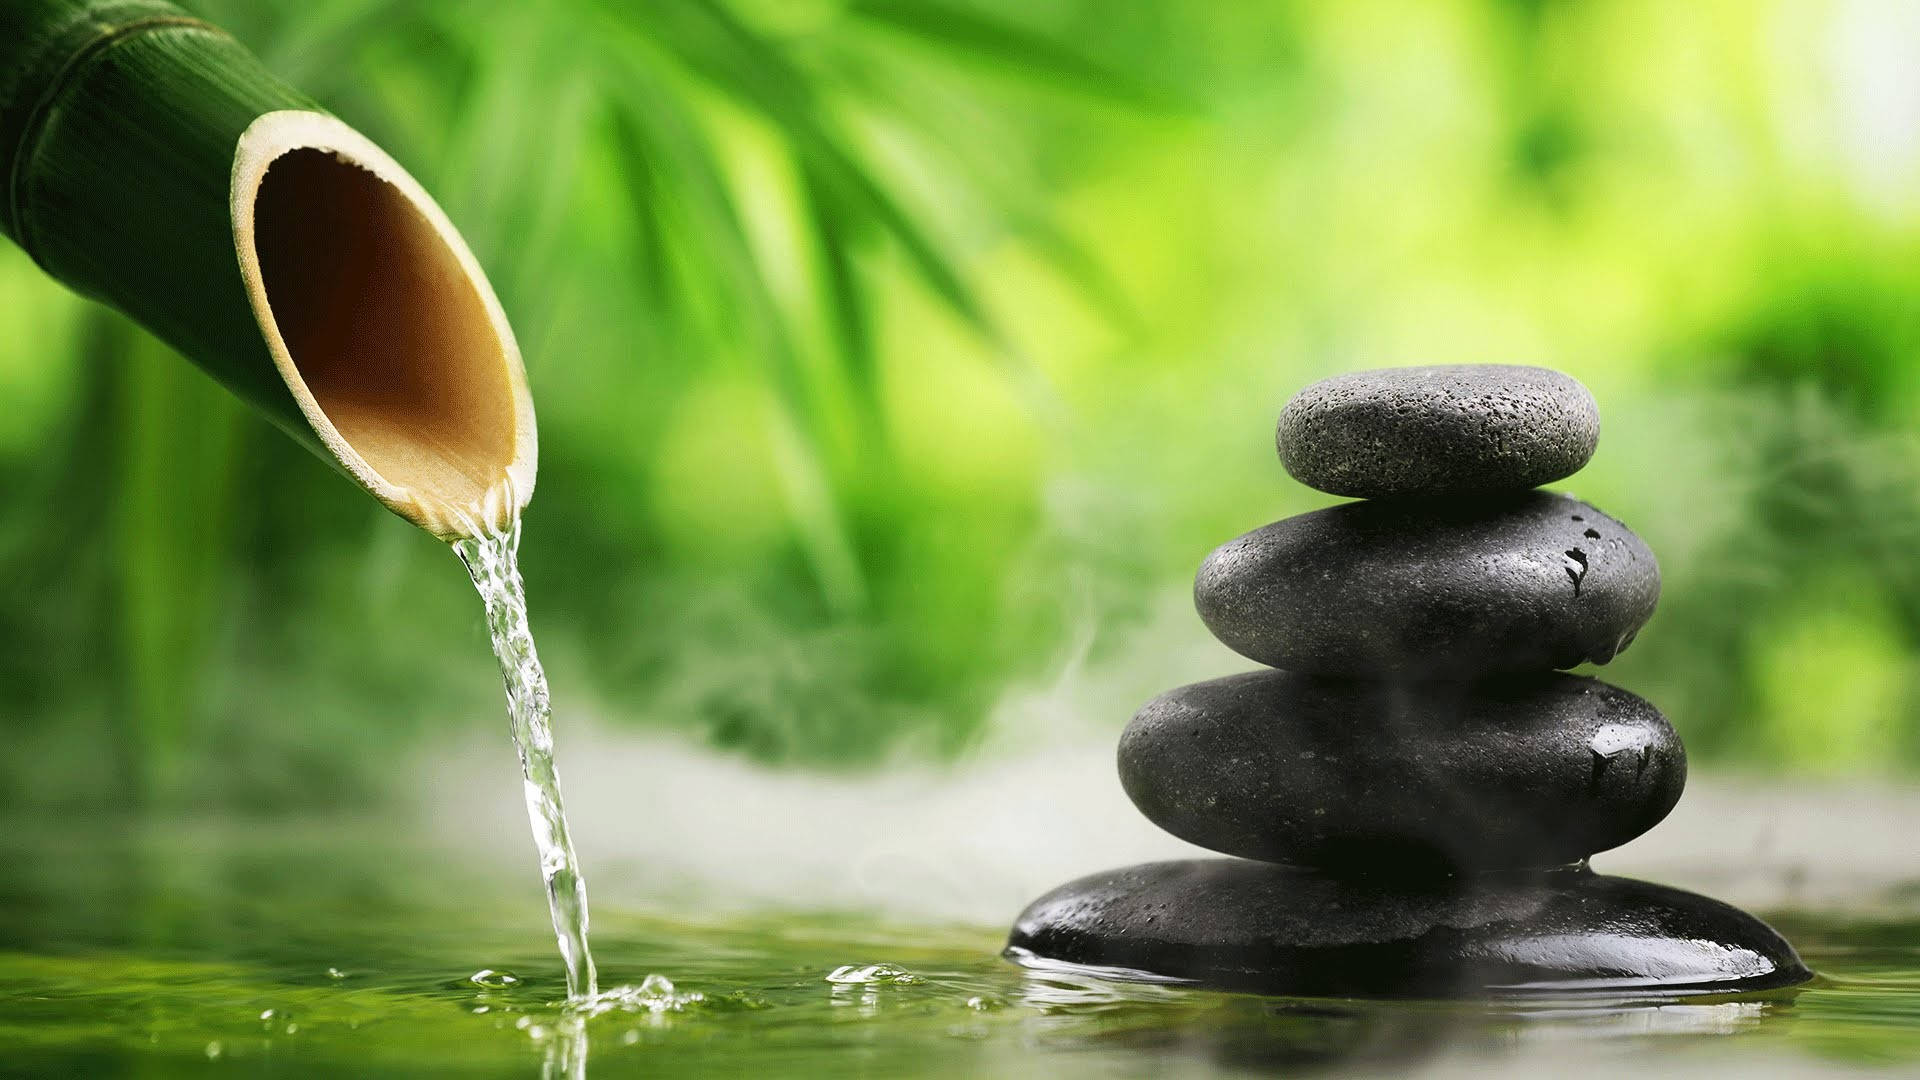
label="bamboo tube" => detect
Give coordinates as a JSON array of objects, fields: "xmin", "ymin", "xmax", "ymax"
[{"xmin": 0, "ymin": 0, "xmax": 535, "ymax": 538}]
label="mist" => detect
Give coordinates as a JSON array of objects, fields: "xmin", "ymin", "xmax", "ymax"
[{"xmin": 419, "ymin": 575, "xmax": 1920, "ymax": 926}]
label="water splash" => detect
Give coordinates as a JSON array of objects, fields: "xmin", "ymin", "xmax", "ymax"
[
  {"xmin": 826, "ymin": 963, "xmax": 924, "ymax": 985},
  {"xmin": 455, "ymin": 506, "xmax": 598, "ymax": 1001},
  {"xmin": 574, "ymin": 973, "xmax": 707, "ymax": 1017}
]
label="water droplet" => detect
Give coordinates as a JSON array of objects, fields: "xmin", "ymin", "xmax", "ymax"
[
  {"xmin": 470, "ymin": 968, "xmax": 522, "ymax": 988},
  {"xmin": 1590, "ymin": 723, "xmax": 1648, "ymax": 757},
  {"xmin": 326, "ymin": 967, "xmax": 348, "ymax": 980},
  {"xmin": 1562, "ymin": 547, "xmax": 1589, "ymax": 596},
  {"xmin": 204, "ymin": 1042, "xmax": 223, "ymax": 1060},
  {"xmin": 638, "ymin": 973, "xmax": 676, "ymax": 998},
  {"xmin": 1588, "ymin": 723, "xmax": 1653, "ymax": 789},
  {"xmin": 826, "ymin": 963, "xmax": 922, "ymax": 985}
]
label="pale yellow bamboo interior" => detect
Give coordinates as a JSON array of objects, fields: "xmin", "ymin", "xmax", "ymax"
[
  {"xmin": 233, "ymin": 111, "xmax": 534, "ymax": 540},
  {"xmin": 254, "ymin": 149, "xmax": 513, "ymax": 519}
]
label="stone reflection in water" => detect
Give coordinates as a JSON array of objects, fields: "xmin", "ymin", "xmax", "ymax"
[
  {"xmin": 1016, "ymin": 972, "xmax": 1458, "ymax": 1074},
  {"xmin": 1015, "ymin": 964, "xmax": 1798, "ymax": 1075},
  {"xmin": 1498, "ymin": 999, "xmax": 1782, "ymax": 1039},
  {"xmin": 1196, "ymin": 1002, "xmax": 1454, "ymax": 1074},
  {"xmin": 1014, "ymin": 958, "xmax": 1192, "ymax": 1011}
]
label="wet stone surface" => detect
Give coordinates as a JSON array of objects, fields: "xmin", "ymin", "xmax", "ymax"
[
  {"xmin": 1118, "ymin": 670, "xmax": 1685, "ymax": 873},
  {"xmin": 1276, "ymin": 364, "xmax": 1600, "ymax": 498},
  {"xmin": 1006, "ymin": 365, "xmax": 1804, "ymax": 1005},
  {"xmin": 1008, "ymin": 861, "xmax": 1812, "ymax": 998},
  {"xmin": 1194, "ymin": 491, "xmax": 1660, "ymax": 678}
]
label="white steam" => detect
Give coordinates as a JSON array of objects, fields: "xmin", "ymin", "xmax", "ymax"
[{"xmin": 419, "ymin": 580, "xmax": 1920, "ymax": 926}]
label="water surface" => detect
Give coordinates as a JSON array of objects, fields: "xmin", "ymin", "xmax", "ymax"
[{"xmin": 0, "ymin": 819, "xmax": 1915, "ymax": 1078}]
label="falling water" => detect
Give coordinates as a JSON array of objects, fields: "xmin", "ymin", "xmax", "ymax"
[{"xmin": 455, "ymin": 507, "xmax": 597, "ymax": 1001}]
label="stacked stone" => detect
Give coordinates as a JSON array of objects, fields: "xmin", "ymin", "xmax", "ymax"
[{"xmin": 1007, "ymin": 365, "xmax": 1810, "ymax": 997}]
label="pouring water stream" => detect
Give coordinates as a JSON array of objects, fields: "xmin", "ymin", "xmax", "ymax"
[{"xmin": 454, "ymin": 497, "xmax": 598, "ymax": 1001}]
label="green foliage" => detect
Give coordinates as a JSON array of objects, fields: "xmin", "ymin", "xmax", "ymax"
[{"xmin": 5, "ymin": 0, "xmax": 1920, "ymax": 809}]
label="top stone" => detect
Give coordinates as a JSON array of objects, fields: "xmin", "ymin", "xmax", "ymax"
[{"xmin": 1277, "ymin": 365, "xmax": 1599, "ymax": 498}]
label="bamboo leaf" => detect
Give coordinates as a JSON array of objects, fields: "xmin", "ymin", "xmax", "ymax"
[
  {"xmin": 603, "ymin": 80, "xmax": 784, "ymax": 368},
  {"xmin": 600, "ymin": 64, "xmax": 869, "ymax": 602},
  {"xmin": 253, "ymin": 0, "xmax": 400, "ymax": 88},
  {"xmin": 798, "ymin": 163, "xmax": 880, "ymax": 419},
  {"xmin": 844, "ymin": 0, "xmax": 1175, "ymax": 108},
  {"xmin": 595, "ymin": 0, "xmax": 1012, "ymax": 353}
]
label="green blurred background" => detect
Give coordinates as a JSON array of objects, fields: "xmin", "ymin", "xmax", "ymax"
[{"xmin": 4, "ymin": 0, "xmax": 1920, "ymax": 813}]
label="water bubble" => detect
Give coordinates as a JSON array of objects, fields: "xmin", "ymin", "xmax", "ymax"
[
  {"xmin": 693, "ymin": 989, "xmax": 769, "ymax": 1013},
  {"xmin": 204, "ymin": 1042, "xmax": 223, "ymax": 1060},
  {"xmin": 826, "ymin": 963, "xmax": 923, "ymax": 985},
  {"xmin": 470, "ymin": 968, "xmax": 522, "ymax": 988},
  {"xmin": 326, "ymin": 967, "xmax": 349, "ymax": 980},
  {"xmin": 638, "ymin": 973, "xmax": 676, "ymax": 998}
]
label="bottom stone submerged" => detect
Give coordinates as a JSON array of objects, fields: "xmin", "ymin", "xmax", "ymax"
[{"xmin": 1007, "ymin": 860, "xmax": 1810, "ymax": 998}]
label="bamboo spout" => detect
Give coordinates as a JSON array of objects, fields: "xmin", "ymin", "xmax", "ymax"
[
  {"xmin": 235, "ymin": 113, "xmax": 535, "ymax": 535},
  {"xmin": 0, "ymin": 0, "xmax": 534, "ymax": 538}
]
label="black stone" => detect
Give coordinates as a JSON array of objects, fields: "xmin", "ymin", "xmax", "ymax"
[
  {"xmin": 1007, "ymin": 861, "xmax": 1811, "ymax": 998},
  {"xmin": 1194, "ymin": 491, "xmax": 1659, "ymax": 677},
  {"xmin": 1276, "ymin": 364, "xmax": 1599, "ymax": 498},
  {"xmin": 1119, "ymin": 671, "xmax": 1684, "ymax": 873}
]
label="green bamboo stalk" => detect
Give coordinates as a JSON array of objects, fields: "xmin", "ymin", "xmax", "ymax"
[{"xmin": 0, "ymin": 0, "xmax": 535, "ymax": 538}]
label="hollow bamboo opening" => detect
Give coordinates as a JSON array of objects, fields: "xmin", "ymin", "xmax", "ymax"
[{"xmin": 232, "ymin": 111, "xmax": 535, "ymax": 539}]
